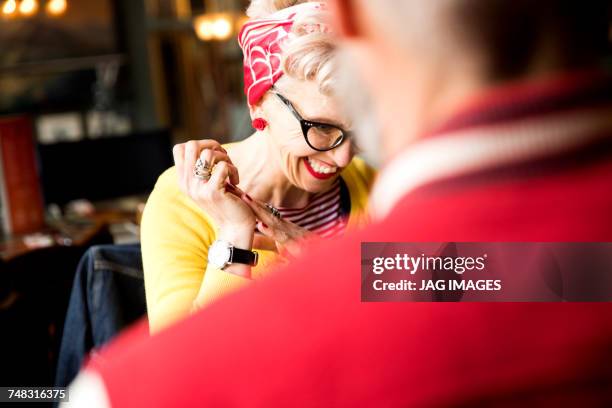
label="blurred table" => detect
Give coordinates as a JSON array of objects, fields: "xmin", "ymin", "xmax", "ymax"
[
  {"xmin": 0, "ymin": 210, "xmax": 136, "ymax": 263},
  {"xmin": 0, "ymin": 195, "xmax": 145, "ymax": 262}
]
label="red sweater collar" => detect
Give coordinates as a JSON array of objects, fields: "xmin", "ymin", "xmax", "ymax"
[
  {"xmin": 426, "ymin": 68, "xmax": 612, "ymax": 138},
  {"xmin": 370, "ymin": 68, "xmax": 612, "ymax": 219}
]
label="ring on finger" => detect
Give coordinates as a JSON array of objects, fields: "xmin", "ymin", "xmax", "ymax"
[
  {"xmin": 193, "ymin": 158, "xmax": 212, "ymax": 180},
  {"xmin": 265, "ymin": 203, "xmax": 282, "ymax": 219},
  {"xmin": 195, "ymin": 157, "xmax": 212, "ymax": 171},
  {"xmin": 193, "ymin": 167, "xmax": 211, "ymax": 181}
]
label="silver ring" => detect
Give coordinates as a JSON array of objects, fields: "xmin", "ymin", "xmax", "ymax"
[
  {"xmin": 195, "ymin": 158, "xmax": 211, "ymax": 171},
  {"xmin": 265, "ymin": 203, "xmax": 282, "ymax": 219},
  {"xmin": 193, "ymin": 158, "xmax": 212, "ymax": 180}
]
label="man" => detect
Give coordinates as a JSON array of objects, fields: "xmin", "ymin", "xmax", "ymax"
[{"xmin": 67, "ymin": 0, "xmax": 612, "ymax": 406}]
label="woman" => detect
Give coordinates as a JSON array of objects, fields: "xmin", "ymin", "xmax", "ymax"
[{"xmin": 142, "ymin": 0, "xmax": 376, "ymax": 333}]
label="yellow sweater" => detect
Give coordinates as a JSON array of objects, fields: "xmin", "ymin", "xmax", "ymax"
[{"xmin": 142, "ymin": 156, "xmax": 376, "ymax": 333}]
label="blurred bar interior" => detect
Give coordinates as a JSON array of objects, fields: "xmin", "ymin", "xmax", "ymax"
[{"xmin": 0, "ymin": 0, "xmax": 250, "ymax": 386}]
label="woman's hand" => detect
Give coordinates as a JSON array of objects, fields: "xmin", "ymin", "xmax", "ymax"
[
  {"xmin": 173, "ymin": 140, "xmax": 256, "ymax": 249},
  {"xmin": 243, "ymin": 196, "xmax": 315, "ymax": 258}
]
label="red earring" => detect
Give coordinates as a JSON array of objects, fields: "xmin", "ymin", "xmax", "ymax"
[{"xmin": 252, "ymin": 118, "xmax": 268, "ymax": 131}]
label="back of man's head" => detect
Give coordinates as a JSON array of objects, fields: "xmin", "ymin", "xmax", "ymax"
[
  {"xmin": 366, "ymin": 0, "xmax": 611, "ymax": 81},
  {"xmin": 450, "ymin": 0, "xmax": 611, "ymax": 80},
  {"xmin": 334, "ymin": 0, "xmax": 612, "ymax": 159}
]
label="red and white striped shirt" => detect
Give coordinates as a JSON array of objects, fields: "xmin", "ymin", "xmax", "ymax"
[{"xmin": 276, "ymin": 179, "xmax": 348, "ymax": 239}]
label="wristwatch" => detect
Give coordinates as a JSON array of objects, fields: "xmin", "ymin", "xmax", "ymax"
[{"xmin": 208, "ymin": 240, "xmax": 258, "ymax": 270}]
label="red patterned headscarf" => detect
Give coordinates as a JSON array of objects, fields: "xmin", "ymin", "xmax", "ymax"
[{"xmin": 238, "ymin": 2, "xmax": 326, "ymax": 106}]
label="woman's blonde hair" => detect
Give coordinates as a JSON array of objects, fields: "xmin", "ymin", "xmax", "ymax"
[{"xmin": 247, "ymin": 0, "xmax": 336, "ymax": 95}]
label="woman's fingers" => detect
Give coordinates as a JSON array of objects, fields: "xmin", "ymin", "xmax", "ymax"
[
  {"xmin": 243, "ymin": 196, "xmax": 278, "ymax": 228},
  {"xmin": 207, "ymin": 161, "xmax": 240, "ymax": 193},
  {"xmin": 172, "ymin": 140, "xmax": 226, "ymax": 169},
  {"xmin": 177, "ymin": 140, "xmax": 205, "ymax": 192},
  {"xmin": 255, "ymin": 221, "xmax": 274, "ymax": 240},
  {"xmin": 256, "ymin": 220, "xmax": 289, "ymax": 244},
  {"xmin": 245, "ymin": 199, "xmax": 297, "ymax": 245},
  {"xmin": 172, "ymin": 139, "xmax": 235, "ymax": 194},
  {"xmin": 256, "ymin": 220, "xmax": 274, "ymax": 237},
  {"xmin": 174, "ymin": 139, "xmax": 241, "ymax": 207},
  {"xmin": 197, "ymin": 149, "xmax": 239, "ymax": 185},
  {"xmin": 256, "ymin": 220, "xmax": 303, "ymax": 257},
  {"xmin": 241, "ymin": 195, "xmax": 281, "ymax": 236},
  {"xmin": 241, "ymin": 195, "xmax": 315, "ymax": 249},
  {"xmin": 181, "ymin": 139, "xmax": 225, "ymax": 154},
  {"xmin": 183, "ymin": 140, "xmax": 201, "ymax": 187},
  {"xmin": 171, "ymin": 140, "xmax": 256, "ymax": 231}
]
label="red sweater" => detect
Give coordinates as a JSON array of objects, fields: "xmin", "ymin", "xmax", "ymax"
[{"xmin": 87, "ymin": 70, "xmax": 612, "ymax": 407}]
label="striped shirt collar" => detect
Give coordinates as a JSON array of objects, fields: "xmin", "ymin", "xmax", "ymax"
[{"xmin": 276, "ymin": 179, "xmax": 348, "ymax": 238}]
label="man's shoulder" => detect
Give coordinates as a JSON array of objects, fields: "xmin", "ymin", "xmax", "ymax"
[{"xmin": 383, "ymin": 157, "xmax": 612, "ymax": 241}]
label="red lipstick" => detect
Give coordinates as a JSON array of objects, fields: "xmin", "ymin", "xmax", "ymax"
[{"xmin": 303, "ymin": 158, "xmax": 337, "ymax": 180}]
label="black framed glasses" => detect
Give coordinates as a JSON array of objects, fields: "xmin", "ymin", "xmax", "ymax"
[{"xmin": 273, "ymin": 91, "xmax": 349, "ymax": 152}]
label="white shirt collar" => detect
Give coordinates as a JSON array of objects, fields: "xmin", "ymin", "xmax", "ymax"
[{"xmin": 370, "ymin": 106, "xmax": 612, "ymax": 220}]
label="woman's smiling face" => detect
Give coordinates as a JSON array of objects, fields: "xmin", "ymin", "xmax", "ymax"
[{"xmin": 254, "ymin": 78, "xmax": 355, "ymax": 193}]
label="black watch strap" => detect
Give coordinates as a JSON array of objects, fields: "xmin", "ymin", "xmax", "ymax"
[{"xmin": 230, "ymin": 247, "xmax": 258, "ymax": 266}]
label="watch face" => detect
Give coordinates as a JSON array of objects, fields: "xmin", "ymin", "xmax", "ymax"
[{"xmin": 209, "ymin": 241, "xmax": 231, "ymax": 268}]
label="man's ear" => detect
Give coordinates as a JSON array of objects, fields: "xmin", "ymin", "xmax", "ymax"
[{"xmin": 329, "ymin": 0, "xmax": 360, "ymax": 39}]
